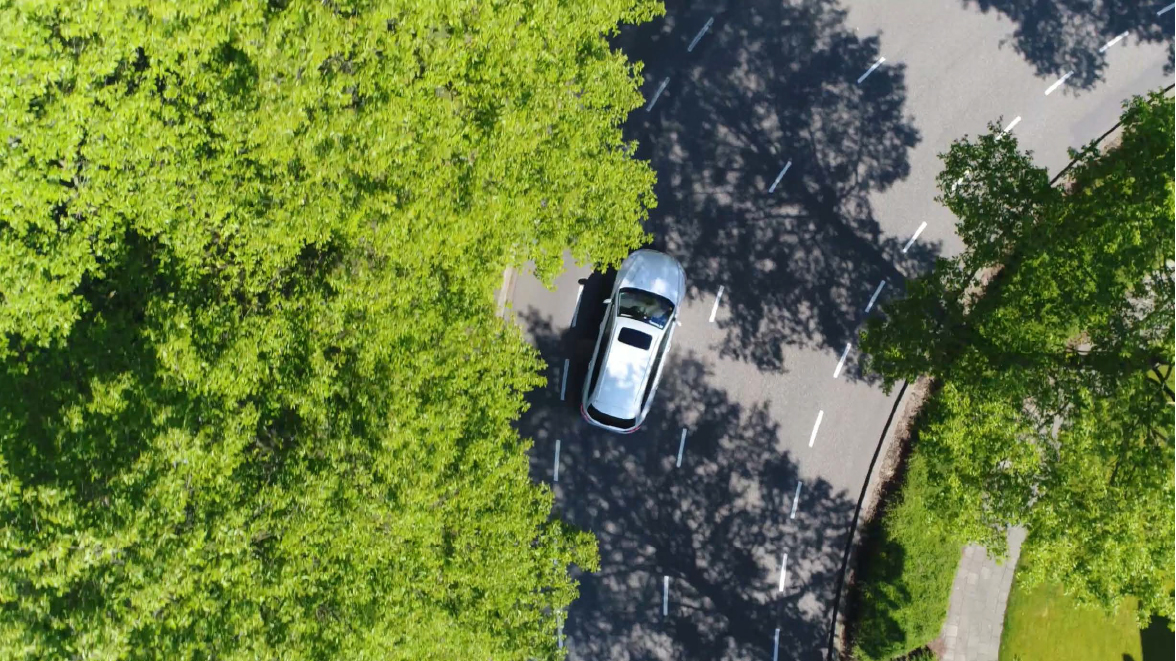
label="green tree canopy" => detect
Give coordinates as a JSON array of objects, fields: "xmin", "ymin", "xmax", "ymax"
[
  {"xmin": 861, "ymin": 91, "xmax": 1175, "ymax": 622},
  {"xmin": 0, "ymin": 0, "xmax": 662, "ymax": 658}
]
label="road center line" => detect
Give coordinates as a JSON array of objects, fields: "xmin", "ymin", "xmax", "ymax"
[
  {"xmin": 687, "ymin": 17, "xmax": 714, "ymax": 52},
  {"xmin": 1160, "ymin": 4, "xmax": 1175, "ymax": 16},
  {"xmin": 833, "ymin": 343, "xmax": 851, "ymax": 379},
  {"xmin": 1044, "ymin": 71, "xmax": 1074, "ymax": 95},
  {"xmin": 1099, "ymin": 31, "xmax": 1129, "ymax": 52},
  {"xmin": 901, "ymin": 221, "xmax": 927, "ymax": 253},
  {"xmin": 772, "ymin": 628, "xmax": 781, "ymax": 661},
  {"xmin": 808, "ymin": 410, "xmax": 824, "ymax": 448},
  {"xmin": 676, "ymin": 428, "xmax": 688, "ymax": 467},
  {"xmin": 570, "ymin": 284, "xmax": 584, "ymax": 327},
  {"xmin": 560, "ymin": 358, "xmax": 569, "ymax": 401},
  {"xmin": 662, "ymin": 576, "xmax": 670, "ymax": 616},
  {"xmin": 768, "ymin": 160, "xmax": 792, "ymax": 193},
  {"xmin": 709, "ymin": 285, "xmax": 725, "ymax": 323},
  {"xmin": 553, "ymin": 439, "xmax": 561, "ymax": 483},
  {"xmin": 777, "ymin": 553, "xmax": 789, "ymax": 591},
  {"xmin": 1003, "ymin": 116, "xmax": 1022, "ymax": 133},
  {"xmin": 856, "ymin": 56, "xmax": 885, "ymax": 84},
  {"xmin": 790, "ymin": 481, "xmax": 803, "ymax": 519},
  {"xmin": 864, "ymin": 279, "xmax": 886, "ymax": 312},
  {"xmin": 646, "ymin": 77, "xmax": 670, "ymax": 111}
]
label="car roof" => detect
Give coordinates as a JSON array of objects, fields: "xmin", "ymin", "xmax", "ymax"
[
  {"xmin": 591, "ymin": 318, "xmax": 660, "ymax": 420},
  {"xmin": 617, "ymin": 249, "xmax": 684, "ymax": 305}
]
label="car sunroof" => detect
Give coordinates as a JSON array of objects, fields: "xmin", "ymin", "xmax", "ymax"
[{"xmin": 617, "ymin": 327, "xmax": 652, "ymax": 350}]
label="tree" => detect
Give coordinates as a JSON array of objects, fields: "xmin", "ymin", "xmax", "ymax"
[
  {"xmin": 0, "ymin": 1, "xmax": 662, "ymax": 658},
  {"xmin": 861, "ymin": 90, "xmax": 1175, "ymax": 622}
]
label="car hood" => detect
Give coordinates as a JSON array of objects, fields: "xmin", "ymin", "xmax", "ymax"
[{"xmin": 617, "ymin": 249, "xmax": 685, "ymax": 305}]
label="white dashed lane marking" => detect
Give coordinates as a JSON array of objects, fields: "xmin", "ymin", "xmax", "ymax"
[
  {"xmin": 1003, "ymin": 116, "xmax": 1022, "ymax": 133},
  {"xmin": 1099, "ymin": 31, "xmax": 1129, "ymax": 52},
  {"xmin": 676, "ymin": 428, "xmax": 688, "ymax": 467},
  {"xmin": 1045, "ymin": 71, "xmax": 1074, "ymax": 95},
  {"xmin": 687, "ymin": 17, "xmax": 714, "ymax": 52},
  {"xmin": 1160, "ymin": 3, "xmax": 1175, "ymax": 16},
  {"xmin": 553, "ymin": 439, "xmax": 561, "ymax": 483},
  {"xmin": 864, "ymin": 280, "xmax": 887, "ymax": 313},
  {"xmin": 571, "ymin": 283, "xmax": 584, "ymax": 327},
  {"xmin": 833, "ymin": 343, "xmax": 851, "ymax": 379},
  {"xmin": 560, "ymin": 358, "xmax": 569, "ymax": 401},
  {"xmin": 709, "ymin": 285, "xmax": 725, "ymax": 323},
  {"xmin": 772, "ymin": 628, "xmax": 781, "ymax": 661},
  {"xmin": 902, "ymin": 221, "xmax": 927, "ymax": 253},
  {"xmin": 662, "ymin": 576, "xmax": 670, "ymax": 616},
  {"xmin": 646, "ymin": 77, "xmax": 670, "ymax": 111},
  {"xmin": 790, "ymin": 481, "xmax": 803, "ymax": 519},
  {"xmin": 768, "ymin": 160, "xmax": 792, "ymax": 193},
  {"xmin": 857, "ymin": 56, "xmax": 885, "ymax": 84},
  {"xmin": 777, "ymin": 552, "xmax": 789, "ymax": 591},
  {"xmin": 808, "ymin": 410, "xmax": 825, "ymax": 448}
]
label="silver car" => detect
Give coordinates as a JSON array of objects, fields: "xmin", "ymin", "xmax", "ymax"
[{"xmin": 581, "ymin": 249, "xmax": 686, "ymax": 433}]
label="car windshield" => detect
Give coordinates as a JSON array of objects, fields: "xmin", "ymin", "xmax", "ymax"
[{"xmin": 616, "ymin": 288, "xmax": 674, "ymax": 329}]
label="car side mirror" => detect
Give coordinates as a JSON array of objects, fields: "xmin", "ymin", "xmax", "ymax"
[{"xmin": 602, "ymin": 298, "xmax": 611, "ymax": 305}]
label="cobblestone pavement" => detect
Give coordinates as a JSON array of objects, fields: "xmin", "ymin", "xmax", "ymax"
[{"xmin": 938, "ymin": 527, "xmax": 1027, "ymax": 661}]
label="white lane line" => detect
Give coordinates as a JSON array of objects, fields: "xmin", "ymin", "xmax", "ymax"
[
  {"xmin": 1099, "ymin": 31, "xmax": 1129, "ymax": 52},
  {"xmin": 790, "ymin": 481, "xmax": 803, "ymax": 519},
  {"xmin": 833, "ymin": 343, "xmax": 851, "ymax": 379},
  {"xmin": 662, "ymin": 576, "xmax": 670, "ymax": 616},
  {"xmin": 1003, "ymin": 116, "xmax": 1022, "ymax": 133},
  {"xmin": 557, "ymin": 611, "xmax": 565, "ymax": 649},
  {"xmin": 560, "ymin": 359, "xmax": 569, "ymax": 401},
  {"xmin": 777, "ymin": 553, "xmax": 789, "ymax": 592},
  {"xmin": 676, "ymin": 428, "xmax": 688, "ymax": 468},
  {"xmin": 901, "ymin": 221, "xmax": 927, "ymax": 253},
  {"xmin": 1160, "ymin": 3, "xmax": 1175, "ymax": 16},
  {"xmin": 646, "ymin": 77, "xmax": 670, "ymax": 111},
  {"xmin": 708, "ymin": 285, "xmax": 725, "ymax": 323},
  {"xmin": 864, "ymin": 279, "xmax": 886, "ymax": 312},
  {"xmin": 772, "ymin": 628, "xmax": 781, "ymax": 661},
  {"xmin": 553, "ymin": 439, "xmax": 562, "ymax": 483},
  {"xmin": 687, "ymin": 17, "xmax": 714, "ymax": 52},
  {"xmin": 1044, "ymin": 71, "xmax": 1074, "ymax": 95},
  {"xmin": 808, "ymin": 410, "xmax": 824, "ymax": 448},
  {"xmin": 570, "ymin": 284, "xmax": 584, "ymax": 327},
  {"xmin": 856, "ymin": 56, "xmax": 885, "ymax": 84},
  {"xmin": 768, "ymin": 160, "xmax": 792, "ymax": 193},
  {"xmin": 951, "ymin": 168, "xmax": 973, "ymax": 193}
]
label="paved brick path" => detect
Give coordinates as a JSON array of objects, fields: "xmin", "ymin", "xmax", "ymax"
[{"xmin": 937, "ymin": 526, "xmax": 1027, "ymax": 661}]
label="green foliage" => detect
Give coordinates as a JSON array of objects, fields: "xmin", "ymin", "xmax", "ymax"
[
  {"xmin": 860, "ymin": 91, "xmax": 1176, "ymax": 624},
  {"xmin": 999, "ymin": 576, "xmax": 1146, "ymax": 661},
  {"xmin": 0, "ymin": 0, "xmax": 661, "ymax": 658},
  {"xmin": 851, "ymin": 449, "xmax": 962, "ymax": 661}
]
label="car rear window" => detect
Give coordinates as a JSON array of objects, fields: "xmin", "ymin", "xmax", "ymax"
[{"xmin": 617, "ymin": 327, "xmax": 652, "ymax": 350}]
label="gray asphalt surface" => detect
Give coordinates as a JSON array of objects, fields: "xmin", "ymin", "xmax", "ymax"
[{"xmin": 510, "ymin": 2, "xmax": 1174, "ymax": 659}]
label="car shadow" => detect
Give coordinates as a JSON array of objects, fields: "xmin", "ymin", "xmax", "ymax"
[
  {"xmin": 517, "ymin": 307, "xmax": 857, "ymax": 660},
  {"xmin": 959, "ymin": 0, "xmax": 1176, "ymax": 91},
  {"xmin": 608, "ymin": 0, "xmax": 932, "ymax": 382}
]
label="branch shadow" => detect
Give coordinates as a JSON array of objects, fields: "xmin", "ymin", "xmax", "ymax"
[
  {"xmin": 517, "ymin": 306, "xmax": 857, "ymax": 660},
  {"xmin": 961, "ymin": 0, "xmax": 1176, "ymax": 90},
  {"xmin": 611, "ymin": 0, "xmax": 933, "ymax": 381}
]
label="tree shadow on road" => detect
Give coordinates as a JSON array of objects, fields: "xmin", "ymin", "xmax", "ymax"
[
  {"xmin": 610, "ymin": 0, "xmax": 933, "ymax": 381},
  {"xmin": 517, "ymin": 308, "xmax": 857, "ymax": 661},
  {"xmin": 960, "ymin": 0, "xmax": 1176, "ymax": 90}
]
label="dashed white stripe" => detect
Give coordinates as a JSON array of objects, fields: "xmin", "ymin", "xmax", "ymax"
[
  {"xmin": 777, "ymin": 553, "xmax": 789, "ymax": 592},
  {"xmin": 772, "ymin": 628, "xmax": 781, "ymax": 661},
  {"xmin": 646, "ymin": 77, "xmax": 670, "ymax": 111},
  {"xmin": 1003, "ymin": 116, "xmax": 1022, "ymax": 133},
  {"xmin": 790, "ymin": 481, "xmax": 803, "ymax": 519},
  {"xmin": 553, "ymin": 439, "xmax": 561, "ymax": 483},
  {"xmin": 1045, "ymin": 71, "xmax": 1074, "ymax": 95},
  {"xmin": 687, "ymin": 17, "xmax": 714, "ymax": 52},
  {"xmin": 1099, "ymin": 31, "xmax": 1129, "ymax": 52},
  {"xmin": 864, "ymin": 280, "xmax": 887, "ymax": 312},
  {"xmin": 662, "ymin": 576, "xmax": 670, "ymax": 616},
  {"xmin": 833, "ymin": 343, "xmax": 851, "ymax": 379},
  {"xmin": 1160, "ymin": 3, "xmax": 1175, "ymax": 16},
  {"xmin": 560, "ymin": 359, "xmax": 569, "ymax": 401},
  {"xmin": 709, "ymin": 285, "xmax": 725, "ymax": 323},
  {"xmin": 902, "ymin": 221, "xmax": 927, "ymax": 253},
  {"xmin": 857, "ymin": 56, "xmax": 886, "ymax": 84},
  {"xmin": 557, "ymin": 611, "xmax": 565, "ymax": 649},
  {"xmin": 768, "ymin": 160, "xmax": 792, "ymax": 193},
  {"xmin": 676, "ymin": 428, "xmax": 688, "ymax": 468},
  {"xmin": 571, "ymin": 284, "xmax": 584, "ymax": 327},
  {"xmin": 808, "ymin": 410, "xmax": 824, "ymax": 448}
]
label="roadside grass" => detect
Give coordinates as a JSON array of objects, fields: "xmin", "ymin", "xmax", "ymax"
[
  {"xmin": 848, "ymin": 447, "xmax": 962, "ymax": 661},
  {"xmin": 999, "ymin": 576, "xmax": 1143, "ymax": 661}
]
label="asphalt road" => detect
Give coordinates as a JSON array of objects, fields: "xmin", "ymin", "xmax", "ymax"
[{"xmin": 509, "ymin": 2, "xmax": 1174, "ymax": 659}]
